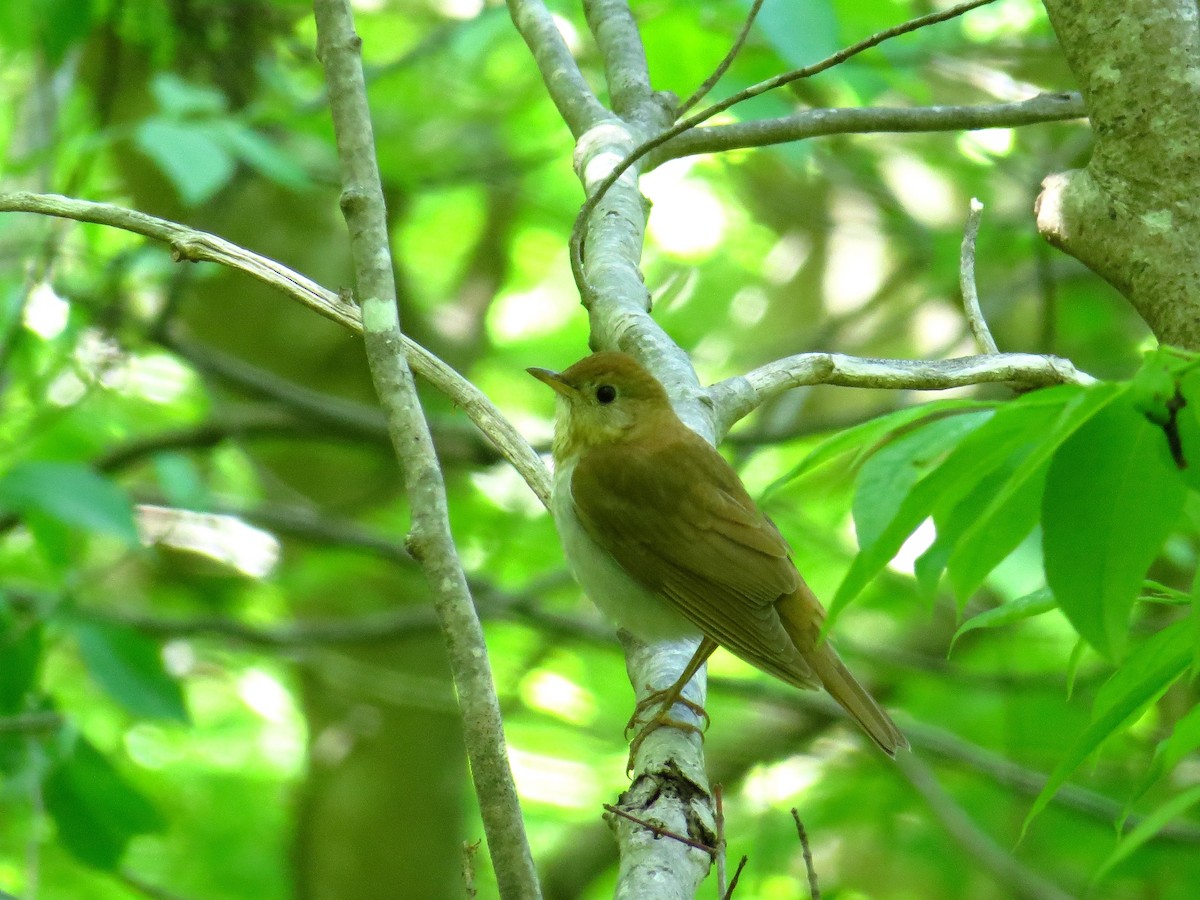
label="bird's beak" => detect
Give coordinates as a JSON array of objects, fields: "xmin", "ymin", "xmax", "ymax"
[{"xmin": 526, "ymin": 367, "xmax": 578, "ymax": 399}]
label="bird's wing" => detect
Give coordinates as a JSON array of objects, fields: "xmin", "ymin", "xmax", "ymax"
[{"xmin": 571, "ymin": 430, "xmax": 817, "ymax": 686}]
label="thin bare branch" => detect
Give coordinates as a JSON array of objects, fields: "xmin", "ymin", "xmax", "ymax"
[
  {"xmin": 655, "ymin": 92, "xmax": 1085, "ymax": 163},
  {"xmin": 313, "ymin": 3, "xmax": 540, "ymax": 897},
  {"xmin": 570, "ymin": 0, "xmax": 999, "ymax": 293},
  {"xmin": 584, "ymin": 0, "xmax": 655, "ymax": 121},
  {"xmin": 708, "ymin": 352, "xmax": 1095, "ymax": 437},
  {"xmin": 896, "ymin": 753, "xmax": 1074, "ymax": 900},
  {"xmin": 0, "ymin": 191, "xmax": 550, "ymax": 508},
  {"xmin": 677, "ymin": 0, "xmax": 766, "ymax": 116},
  {"xmin": 790, "ymin": 811, "xmax": 821, "ymax": 900},
  {"xmin": 961, "ymin": 199, "xmax": 999, "ymax": 353},
  {"xmin": 506, "ymin": 0, "xmax": 610, "ymax": 137}
]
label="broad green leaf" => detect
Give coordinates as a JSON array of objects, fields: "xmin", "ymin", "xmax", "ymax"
[
  {"xmin": 943, "ymin": 384, "xmax": 1125, "ymax": 600},
  {"xmin": 762, "ymin": 399, "xmax": 994, "ymax": 498},
  {"xmin": 947, "ymin": 588, "xmax": 1055, "ymax": 656},
  {"xmin": 0, "ymin": 462, "xmax": 138, "ymax": 544},
  {"xmin": 852, "ymin": 411, "xmax": 992, "ymax": 551},
  {"xmin": 1043, "ymin": 399, "xmax": 1187, "ymax": 658},
  {"xmin": 134, "ymin": 118, "xmax": 236, "ymax": 206},
  {"xmin": 74, "ymin": 621, "xmax": 189, "ymax": 722},
  {"xmin": 149, "ymin": 72, "xmax": 227, "ymax": 116},
  {"xmin": 1022, "ymin": 621, "xmax": 1192, "ymax": 837},
  {"xmin": 1096, "ymin": 784, "xmax": 1200, "ymax": 885},
  {"xmin": 1122, "ymin": 701, "xmax": 1200, "ymax": 822},
  {"xmin": 210, "ymin": 120, "xmax": 311, "ymax": 191},
  {"xmin": 44, "ymin": 735, "xmax": 165, "ymax": 869},
  {"xmin": 833, "ymin": 388, "xmax": 1078, "ymax": 620}
]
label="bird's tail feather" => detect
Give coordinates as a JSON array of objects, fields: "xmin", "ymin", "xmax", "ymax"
[{"xmin": 777, "ymin": 585, "xmax": 908, "ymax": 756}]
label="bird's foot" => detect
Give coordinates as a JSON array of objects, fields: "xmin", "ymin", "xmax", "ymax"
[{"xmin": 624, "ymin": 687, "xmax": 709, "ymax": 773}]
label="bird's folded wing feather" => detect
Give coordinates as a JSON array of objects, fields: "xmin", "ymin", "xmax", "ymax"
[{"xmin": 571, "ymin": 431, "xmax": 817, "ymax": 686}]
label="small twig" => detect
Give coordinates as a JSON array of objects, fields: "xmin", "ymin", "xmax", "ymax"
[
  {"xmin": 714, "ymin": 783, "xmax": 728, "ymax": 896},
  {"xmin": 721, "ymin": 855, "xmax": 749, "ymax": 899},
  {"xmin": 0, "ymin": 192, "xmax": 551, "ymax": 508},
  {"xmin": 603, "ymin": 803, "xmax": 717, "ymax": 856},
  {"xmin": 677, "ymin": 0, "xmax": 766, "ymax": 116},
  {"xmin": 462, "ymin": 839, "xmax": 481, "ymax": 899},
  {"xmin": 960, "ymin": 198, "xmax": 999, "ymax": 354},
  {"xmin": 790, "ymin": 810, "xmax": 821, "ymax": 900},
  {"xmin": 569, "ymin": 0, "xmax": 997, "ymax": 293}
]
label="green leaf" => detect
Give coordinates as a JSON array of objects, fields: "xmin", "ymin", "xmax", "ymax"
[
  {"xmin": 1065, "ymin": 637, "xmax": 1087, "ymax": 701},
  {"xmin": 947, "ymin": 587, "xmax": 1055, "ymax": 656},
  {"xmin": 1122, "ymin": 701, "xmax": 1200, "ymax": 822},
  {"xmin": 852, "ymin": 411, "xmax": 992, "ymax": 551},
  {"xmin": 942, "ymin": 384, "xmax": 1125, "ymax": 600},
  {"xmin": 1022, "ymin": 621, "xmax": 1192, "ymax": 838},
  {"xmin": 1043, "ymin": 399, "xmax": 1187, "ymax": 658},
  {"xmin": 1096, "ymin": 784, "xmax": 1200, "ymax": 885},
  {"xmin": 74, "ymin": 621, "xmax": 189, "ymax": 722},
  {"xmin": 44, "ymin": 735, "xmax": 165, "ymax": 869},
  {"xmin": 149, "ymin": 72, "xmax": 228, "ymax": 116},
  {"xmin": 833, "ymin": 388, "xmax": 1078, "ymax": 620},
  {"xmin": 134, "ymin": 118, "xmax": 236, "ymax": 206},
  {"xmin": 762, "ymin": 400, "xmax": 995, "ymax": 499},
  {"xmin": 0, "ymin": 462, "xmax": 138, "ymax": 544},
  {"xmin": 209, "ymin": 120, "xmax": 311, "ymax": 191}
]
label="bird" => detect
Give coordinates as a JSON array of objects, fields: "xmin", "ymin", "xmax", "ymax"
[{"xmin": 528, "ymin": 351, "xmax": 907, "ymax": 763}]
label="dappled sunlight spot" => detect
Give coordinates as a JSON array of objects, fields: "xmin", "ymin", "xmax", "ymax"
[
  {"xmin": 886, "ymin": 517, "xmax": 937, "ymax": 575},
  {"xmin": 137, "ymin": 505, "xmax": 280, "ymax": 578},
  {"xmin": 509, "ymin": 747, "xmax": 602, "ymax": 809},
  {"xmin": 963, "ymin": 0, "xmax": 1041, "ymax": 42},
  {"xmin": 349, "ymin": 0, "xmax": 385, "ymax": 11},
  {"xmin": 912, "ymin": 301, "xmax": 964, "ymax": 356},
  {"xmin": 730, "ymin": 286, "xmax": 769, "ymax": 328},
  {"xmin": 239, "ymin": 668, "xmax": 295, "ymax": 725},
  {"xmin": 643, "ymin": 158, "xmax": 727, "ymax": 259},
  {"xmin": 470, "ymin": 465, "xmax": 544, "ymax": 516},
  {"xmin": 823, "ymin": 192, "xmax": 887, "ymax": 314},
  {"xmin": 124, "ymin": 723, "xmax": 177, "ymax": 770},
  {"xmin": 551, "ymin": 13, "xmax": 581, "ymax": 55},
  {"xmin": 957, "ymin": 128, "xmax": 1015, "ymax": 164},
  {"xmin": 741, "ymin": 755, "xmax": 823, "ymax": 813},
  {"xmin": 23, "ymin": 281, "xmax": 69, "ymax": 338},
  {"xmin": 162, "ymin": 640, "xmax": 197, "ymax": 677},
  {"xmin": 879, "ymin": 152, "xmax": 960, "ymax": 228},
  {"xmin": 432, "ymin": 0, "xmax": 482, "ymax": 20},
  {"xmin": 763, "ymin": 231, "xmax": 811, "ymax": 285},
  {"xmin": 104, "ymin": 352, "xmax": 197, "ymax": 404},
  {"xmin": 519, "ymin": 669, "xmax": 596, "ymax": 726},
  {"xmin": 489, "ymin": 285, "xmax": 574, "ymax": 343},
  {"xmin": 46, "ymin": 370, "xmax": 87, "ymax": 407}
]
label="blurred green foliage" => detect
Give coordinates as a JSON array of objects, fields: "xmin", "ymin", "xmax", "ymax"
[{"xmin": 0, "ymin": 0, "xmax": 1196, "ymax": 898}]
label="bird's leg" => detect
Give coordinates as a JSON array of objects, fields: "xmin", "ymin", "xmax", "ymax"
[{"xmin": 625, "ymin": 637, "xmax": 718, "ymax": 770}]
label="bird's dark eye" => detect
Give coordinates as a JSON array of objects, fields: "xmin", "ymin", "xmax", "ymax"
[{"xmin": 596, "ymin": 384, "xmax": 617, "ymax": 404}]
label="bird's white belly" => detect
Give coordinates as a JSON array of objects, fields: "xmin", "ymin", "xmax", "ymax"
[{"xmin": 552, "ymin": 461, "xmax": 698, "ymax": 642}]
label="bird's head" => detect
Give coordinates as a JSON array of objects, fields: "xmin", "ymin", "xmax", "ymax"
[{"xmin": 527, "ymin": 352, "xmax": 673, "ymax": 462}]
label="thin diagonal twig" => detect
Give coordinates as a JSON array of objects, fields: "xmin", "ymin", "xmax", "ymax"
[
  {"xmin": 603, "ymin": 803, "xmax": 717, "ymax": 856},
  {"xmin": 569, "ymin": 0, "xmax": 997, "ymax": 293},
  {"xmin": 677, "ymin": 0, "xmax": 766, "ymax": 116},
  {"xmin": 960, "ymin": 198, "xmax": 999, "ymax": 353}
]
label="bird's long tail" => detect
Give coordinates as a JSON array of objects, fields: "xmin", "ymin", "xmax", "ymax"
[{"xmin": 777, "ymin": 584, "xmax": 909, "ymax": 756}]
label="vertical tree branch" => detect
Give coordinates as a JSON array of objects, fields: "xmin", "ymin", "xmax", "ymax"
[
  {"xmin": 311, "ymin": 3, "xmax": 541, "ymax": 897},
  {"xmin": 1037, "ymin": 0, "xmax": 1200, "ymax": 350}
]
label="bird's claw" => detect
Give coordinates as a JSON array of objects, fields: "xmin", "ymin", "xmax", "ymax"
[{"xmin": 623, "ymin": 685, "xmax": 710, "ymax": 773}]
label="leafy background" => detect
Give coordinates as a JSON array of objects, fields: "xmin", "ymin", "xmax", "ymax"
[{"xmin": 0, "ymin": 0, "xmax": 1196, "ymax": 898}]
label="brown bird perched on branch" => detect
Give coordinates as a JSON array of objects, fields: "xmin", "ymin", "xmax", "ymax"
[{"xmin": 528, "ymin": 351, "xmax": 906, "ymax": 763}]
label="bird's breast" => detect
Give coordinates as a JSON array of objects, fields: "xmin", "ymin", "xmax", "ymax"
[{"xmin": 551, "ymin": 458, "xmax": 698, "ymax": 642}]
